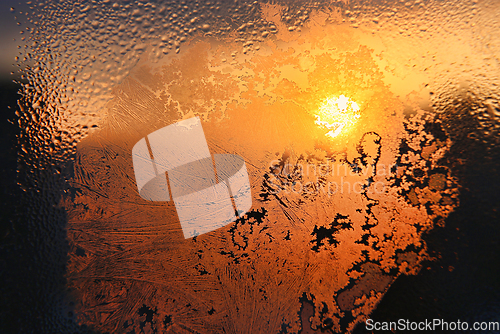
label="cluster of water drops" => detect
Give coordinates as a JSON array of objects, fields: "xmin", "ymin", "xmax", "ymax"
[
  {"xmin": 343, "ymin": 0, "xmax": 500, "ymax": 148},
  {"xmin": 13, "ymin": 0, "xmax": 500, "ymax": 172},
  {"xmin": 14, "ymin": 0, "xmax": 347, "ymax": 166}
]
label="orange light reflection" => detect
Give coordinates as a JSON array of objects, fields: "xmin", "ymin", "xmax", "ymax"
[{"xmin": 314, "ymin": 95, "xmax": 361, "ymax": 138}]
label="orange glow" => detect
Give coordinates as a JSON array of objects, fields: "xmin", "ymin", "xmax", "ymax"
[{"xmin": 314, "ymin": 95, "xmax": 361, "ymax": 138}]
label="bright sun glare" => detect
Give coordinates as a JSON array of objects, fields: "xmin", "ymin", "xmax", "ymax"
[{"xmin": 315, "ymin": 95, "xmax": 361, "ymax": 138}]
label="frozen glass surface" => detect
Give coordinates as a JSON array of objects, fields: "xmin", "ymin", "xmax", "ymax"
[
  {"xmin": 8, "ymin": 0, "xmax": 500, "ymax": 333},
  {"xmin": 214, "ymin": 154, "xmax": 252, "ymax": 216}
]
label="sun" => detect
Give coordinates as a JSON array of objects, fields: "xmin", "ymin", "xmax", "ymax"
[{"xmin": 314, "ymin": 95, "xmax": 361, "ymax": 138}]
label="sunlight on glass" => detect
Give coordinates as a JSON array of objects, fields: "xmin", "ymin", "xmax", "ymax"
[{"xmin": 315, "ymin": 95, "xmax": 361, "ymax": 138}]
